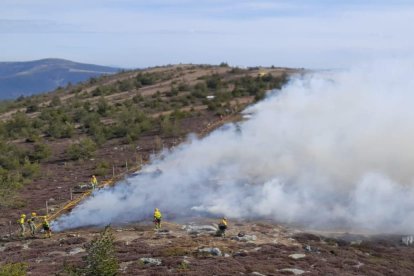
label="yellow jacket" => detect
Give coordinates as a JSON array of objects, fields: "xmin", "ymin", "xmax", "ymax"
[
  {"xmin": 154, "ymin": 210, "xmax": 162, "ymax": 219},
  {"xmin": 220, "ymin": 219, "xmax": 227, "ymax": 226},
  {"xmin": 91, "ymin": 176, "xmax": 98, "ymax": 185},
  {"xmin": 18, "ymin": 217, "xmax": 25, "ymax": 224}
]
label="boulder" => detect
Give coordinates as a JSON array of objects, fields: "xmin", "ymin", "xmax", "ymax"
[
  {"xmin": 279, "ymin": 268, "xmax": 306, "ymax": 275},
  {"xmin": 198, "ymin": 247, "xmax": 222, "ymax": 256},
  {"xmin": 289, "ymin": 253, "xmax": 306, "ymax": 260},
  {"xmin": 68, "ymin": 247, "xmax": 86, "ymax": 255},
  {"xmin": 184, "ymin": 225, "xmax": 217, "ymax": 235},
  {"xmin": 140, "ymin": 257, "xmax": 162, "ymax": 266},
  {"xmin": 232, "ymin": 234, "xmax": 257, "ymax": 242}
]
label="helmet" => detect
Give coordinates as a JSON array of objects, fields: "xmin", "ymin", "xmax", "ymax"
[
  {"xmin": 222, "ymin": 217, "xmax": 227, "ymax": 220},
  {"xmin": 31, "ymin": 212, "xmax": 36, "ymax": 216},
  {"xmin": 155, "ymin": 208, "xmax": 159, "ymax": 211},
  {"xmin": 21, "ymin": 214, "xmax": 26, "ymax": 218}
]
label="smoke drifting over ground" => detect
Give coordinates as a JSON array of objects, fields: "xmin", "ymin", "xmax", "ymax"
[{"xmin": 55, "ymin": 61, "xmax": 414, "ymax": 233}]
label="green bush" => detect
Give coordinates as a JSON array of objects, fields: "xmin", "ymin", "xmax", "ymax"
[
  {"xmin": 47, "ymin": 122, "xmax": 75, "ymax": 138},
  {"xmin": 21, "ymin": 158, "xmax": 40, "ymax": 178},
  {"xmin": 30, "ymin": 142, "xmax": 51, "ymax": 161},
  {"xmin": 97, "ymin": 97, "xmax": 111, "ymax": 116},
  {"xmin": 0, "ymin": 262, "xmax": 28, "ymax": 276},
  {"xmin": 66, "ymin": 138, "xmax": 97, "ymax": 160},
  {"xmin": 0, "ymin": 170, "xmax": 24, "ymax": 207},
  {"xmin": 94, "ymin": 161, "xmax": 110, "ymax": 176},
  {"xmin": 50, "ymin": 95, "xmax": 62, "ymax": 107},
  {"xmin": 84, "ymin": 226, "xmax": 119, "ymax": 276}
]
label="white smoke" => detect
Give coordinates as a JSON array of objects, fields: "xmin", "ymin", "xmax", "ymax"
[{"xmin": 55, "ymin": 60, "xmax": 414, "ymax": 233}]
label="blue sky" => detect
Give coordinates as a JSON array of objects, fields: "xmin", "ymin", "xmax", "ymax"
[{"xmin": 1, "ymin": 0, "xmax": 413, "ymax": 68}]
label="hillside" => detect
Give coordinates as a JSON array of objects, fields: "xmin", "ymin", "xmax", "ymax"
[
  {"xmin": 0, "ymin": 64, "xmax": 413, "ymax": 275},
  {"xmin": 0, "ymin": 63, "xmax": 299, "ymax": 222},
  {"xmin": 0, "ymin": 64, "xmax": 310, "ymax": 274},
  {"xmin": 0, "ymin": 59, "xmax": 120, "ymax": 99}
]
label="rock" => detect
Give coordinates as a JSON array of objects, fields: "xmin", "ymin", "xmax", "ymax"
[
  {"xmin": 140, "ymin": 257, "xmax": 162, "ymax": 266},
  {"xmin": 120, "ymin": 261, "xmax": 134, "ymax": 272},
  {"xmin": 22, "ymin": 242, "xmax": 30, "ymax": 250},
  {"xmin": 68, "ymin": 247, "xmax": 86, "ymax": 255},
  {"xmin": 234, "ymin": 250, "xmax": 248, "ymax": 257},
  {"xmin": 401, "ymin": 236, "xmax": 414, "ymax": 246},
  {"xmin": 251, "ymin": 272, "xmax": 266, "ymax": 276},
  {"xmin": 354, "ymin": 261, "xmax": 364, "ymax": 269},
  {"xmin": 198, "ymin": 247, "xmax": 222, "ymax": 256},
  {"xmin": 350, "ymin": 240, "xmax": 362, "ymax": 246},
  {"xmin": 279, "ymin": 268, "xmax": 306, "ymax": 275},
  {"xmin": 232, "ymin": 234, "xmax": 257, "ymax": 242},
  {"xmin": 184, "ymin": 225, "xmax": 217, "ymax": 235},
  {"xmin": 289, "ymin": 253, "xmax": 306, "ymax": 260},
  {"xmin": 182, "ymin": 259, "xmax": 190, "ymax": 265},
  {"xmin": 304, "ymin": 245, "xmax": 320, "ymax": 253},
  {"xmin": 224, "ymin": 253, "xmax": 230, "ymax": 257}
]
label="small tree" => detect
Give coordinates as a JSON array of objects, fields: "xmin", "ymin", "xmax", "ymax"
[
  {"xmin": 30, "ymin": 142, "xmax": 52, "ymax": 161},
  {"xmin": 85, "ymin": 226, "xmax": 119, "ymax": 276},
  {"xmin": 66, "ymin": 138, "xmax": 97, "ymax": 160}
]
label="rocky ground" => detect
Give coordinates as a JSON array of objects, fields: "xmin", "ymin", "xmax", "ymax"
[{"xmin": 1, "ymin": 218, "xmax": 414, "ymax": 275}]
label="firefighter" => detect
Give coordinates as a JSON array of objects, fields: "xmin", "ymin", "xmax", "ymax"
[
  {"xmin": 153, "ymin": 208, "xmax": 162, "ymax": 229},
  {"xmin": 42, "ymin": 217, "xmax": 52, "ymax": 238},
  {"xmin": 27, "ymin": 212, "xmax": 37, "ymax": 236},
  {"xmin": 18, "ymin": 214, "xmax": 26, "ymax": 237},
  {"xmin": 91, "ymin": 175, "xmax": 98, "ymax": 190},
  {"xmin": 217, "ymin": 217, "xmax": 228, "ymax": 237}
]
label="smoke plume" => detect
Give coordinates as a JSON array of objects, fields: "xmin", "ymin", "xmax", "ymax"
[{"xmin": 55, "ymin": 60, "xmax": 414, "ymax": 233}]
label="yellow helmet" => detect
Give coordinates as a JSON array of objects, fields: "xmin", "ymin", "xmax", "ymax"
[
  {"xmin": 21, "ymin": 214, "xmax": 26, "ymax": 218},
  {"xmin": 31, "ymin": 212, "xmax": 36, "ymax": 216}
]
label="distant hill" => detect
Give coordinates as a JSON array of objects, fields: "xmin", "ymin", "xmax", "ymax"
[{"xmin": 0, "ymin": 58, "xmax": 121, "ymax": 99}]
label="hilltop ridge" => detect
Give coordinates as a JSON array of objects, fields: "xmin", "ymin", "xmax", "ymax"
[{"xmin": 0, "ymin": 58, "xmax": 120, "ymax": 99}]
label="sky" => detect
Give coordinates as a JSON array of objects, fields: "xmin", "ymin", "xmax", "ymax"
[{"xmin": 1, "ymin": 0, "xmax": 414, "ymax": 69}]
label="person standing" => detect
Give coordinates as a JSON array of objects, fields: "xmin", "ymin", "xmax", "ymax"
[
  {"xmin": 153, "ymin": 208, "xmax": 162, "ymax": 229},
  {"xmin": 90, "ymin": 175, "xmax": 98, "ymax": 190},
  {"xmin": 217, "ymin": 217, "xmax": 228, "ymax": 237},
  {"xmin": 27, "ymin": 212, "xmax": 37, "ymax": 237},
  {"xmin": 42, "ymin": 217, "xmax": 52, "ymax": 238},
  {"xmin": 18, "ymin": 214, "xmax": 26, "ymax": 237}
]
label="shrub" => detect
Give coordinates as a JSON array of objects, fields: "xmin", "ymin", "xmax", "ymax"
[
  {"xmin": 94, "ymin": 161, "xmax": 110, "ymax": 176},
  {"xmin": 84, "ymin": 226, "xmax": 119, "ymax": 276},
  {"xmin": 30, "ymin": 142, "xmax": 51, "ymax": 161},
  {"xmin": 21, "ymin": 158, "xmax": 40, "ymax": 178},
  {"xmin": 0, "ymin": 262, "xmax": 28, "ymax": 276},
  {"xmin": 66, "ymin": 138, "xmax": 97, "ymax": 160},
  {"xmin": 25, "ymin": 103, "xmax": 39, "ymax": 113},
  {"xmin": 0, "ymin": 170, "xmax": 24, "ymax": 207},
  {"xmin": 50, "ymin": 95, "xmax": 62, "ymax": 107},
  {"xmin": 97, "ymin": 97, "xmax": 110, "ymax": 116},
  {"xmin": 47, "ymin": 122, "xmax": 75, "ymax": 138}
]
